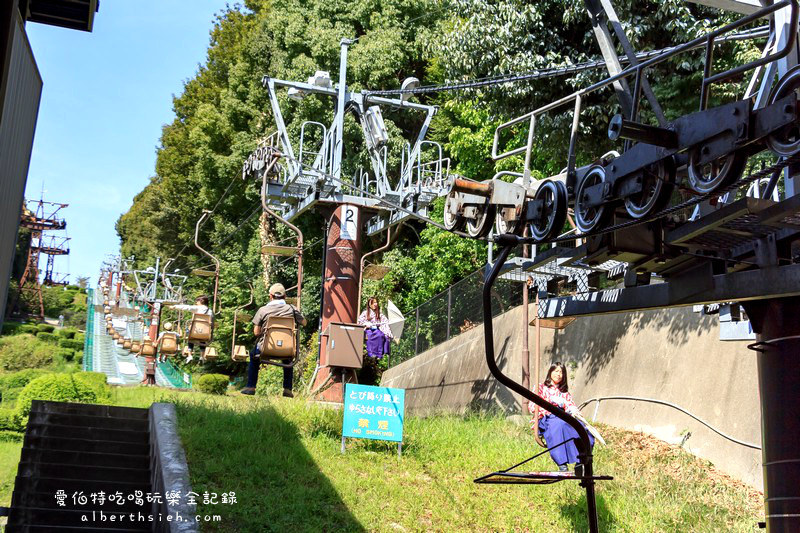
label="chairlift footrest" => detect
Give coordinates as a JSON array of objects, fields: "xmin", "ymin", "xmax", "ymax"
[
  {"xmin": 261, "ymin": 245, "xmax": 299, "ymax": 256},
  {"xmin": 474, "ymin": 471, "xmax": 613, "ymax": 485}
]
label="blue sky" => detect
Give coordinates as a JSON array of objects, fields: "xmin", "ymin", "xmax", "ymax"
[{"xmin": 25, "ymin": 1, "xmax": 227, "ymax": 285}]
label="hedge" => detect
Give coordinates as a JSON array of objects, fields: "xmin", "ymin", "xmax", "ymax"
[
  {"xmin": 20, "ymin": 324, "xmax": 39, "ymax": 334},
  {"xmin": 56, "ymin": 348, "xmax": 75, "ymax": 361},
  {"xmin": 36, "ymin": 324, "xmax": 55, "ymax": 333},
  {"xmin": 0, "ymin": 334, "xmax": 53, "ymax": 371},
  {"xmin": 57, "ymin": 328, "xmax": 77, "ymax": 339},
  {"xmin": 195, "ymin": 374, "xmax": 229, "ymax": 395},
  {"xmin": 58, "ymin": 338, "xmax": 83, "ymax": 351},
  {"xmin": 16, "ymin": 373, "xmax": 110, "ymax": 418},
  {"xmin": 36, "ymin": 332, "xmax": 57, "ymax": 344}
]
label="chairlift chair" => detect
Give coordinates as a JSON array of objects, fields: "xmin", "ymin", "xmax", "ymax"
[
  {"xmin": 231, "ymin": 284, "xmax": 254, "ymax": 363},
  {"xmin": 259, "ymin": 315, "xmax": 298, "ymax": 368},
  {"xmin": 140, "ymin": 339, "xmax": 156, "ymax": 357},
  {"xmin": 159, "ymin": 332, "xmax": 179, "ymax": 356},
  {"xmin": 202, "ymin": 346, "xmax": 219, "ymax": 361}
]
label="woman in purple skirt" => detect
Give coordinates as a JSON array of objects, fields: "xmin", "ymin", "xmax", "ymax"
[
  {"xmin": 357, "ymin": 296, "xmax": 393, "ymax": 358},
  {"xmin": 528, "ymin": 362, "xmax": 594, "ymax": 471}
]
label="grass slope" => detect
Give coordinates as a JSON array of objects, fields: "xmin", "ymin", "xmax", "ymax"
[{"xmin": 106, "ymin": 388, "xmax": 762, "ymax": 532}]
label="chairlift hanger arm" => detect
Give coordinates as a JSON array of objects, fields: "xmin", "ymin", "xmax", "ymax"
[
  {"xmin": 261, "ymin": 155, "xmax": 304, "ymax": 310},
  {"xmin": 194, "ymin": 210, "xmax": 221, "ymax": 314}
]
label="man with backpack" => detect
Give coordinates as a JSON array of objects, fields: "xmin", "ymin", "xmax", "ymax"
[{"xmin": 241, "ymin": 283, "xmax": 306, "ymax": 397}]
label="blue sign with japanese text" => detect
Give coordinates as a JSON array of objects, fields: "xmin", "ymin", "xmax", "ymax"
[{"xmin": 342, "ymin": 384, "xmax": 405, "ymax": 443}]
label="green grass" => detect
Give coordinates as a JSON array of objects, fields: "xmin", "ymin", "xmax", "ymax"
[
  {"xmin": 0, "ymin": 440, "xmax": 22, "ymax": 507},
  {"xmin": 102, "ymin": 388, "xmax": 762, "ymax": 532}
]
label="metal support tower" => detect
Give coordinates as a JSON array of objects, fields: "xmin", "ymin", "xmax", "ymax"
[{"xmin": 8, "ymin": 200, "xmax": 68, "ymax": 319}]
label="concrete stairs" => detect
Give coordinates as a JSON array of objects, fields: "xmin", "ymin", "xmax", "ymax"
[{"xmin": 5, "ymin": 401, "xmax": 152, "ymax": 532}]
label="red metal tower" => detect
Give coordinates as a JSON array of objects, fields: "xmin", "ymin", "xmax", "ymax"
[{"xmin": 8, "ymin": 200, "xmax": 68, "ymax": 319}]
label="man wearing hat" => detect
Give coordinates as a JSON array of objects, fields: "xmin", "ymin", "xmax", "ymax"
[{"xmin": 241, "ymin": 283, "xmax": 306, "ymax": 397}]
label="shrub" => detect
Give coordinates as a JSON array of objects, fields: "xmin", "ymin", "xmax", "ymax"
[
  {"xmin": 195, "ymin": 374, "xmax": 229, "ymax": 395},
  {"xmin": 74, "ymin": 333, "xmax": 85, "ymax": 345},
  {"xmin": 36, "ymin": 324, "xmax": 55, "ymax": 333},
  {"xmin": 56, "ymin": 348, "xmax": 75, "ymax": 361},
  {"xmin": 256, "ymin": 365, "xmax": 286, "ymax": 396},
  {"xmin": 36, "ymin": 332, "xmax": 57, "ymax": 344},
  {"xmin": 0, "ymin": 335, "xmax": 53, "ymax": 371},
  {"xmin": 1, "ymin": 322, "xmax": 23, "ymax": 336},
  {"xmin": 20, "ymin": 324, "xmax": 39, "ymax": 334},
  {"xmin": 58, "ymin": 338, "xmax": 82, "ymax": 351},
  {"xmin": 0, "ymin": 408, "xmax": 20, "ymax": 431},
  {"xmin": 57, "ymin": 328, "xmax": 77, "ymax": 339},
  {"xmin": 75, "ymin": 351, "xmax": 84, "ymax": 365},
  {"xmin": 66, "ymin": 285, "xmax": 80, "ymax": 291},
  {"xmin": 16, "ymin": 373, "xmax": 110, "ymax": 418},
  {"xmin": 0, "ymin": 368, "xmax": 49, "ymax": 404},
  {"xmin": 0, "ymin": 430, "xmax": 23, "ymax": 442}
]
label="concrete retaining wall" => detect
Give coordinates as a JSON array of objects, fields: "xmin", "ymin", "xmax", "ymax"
[{"xmin": 382, "ymin": 304, "xmax": 763, "ymax": 490}]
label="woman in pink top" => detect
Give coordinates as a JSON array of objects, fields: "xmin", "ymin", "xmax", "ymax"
[{"xmin": 528, "ymin": 362, "xmax": 594, "ymax": 471}]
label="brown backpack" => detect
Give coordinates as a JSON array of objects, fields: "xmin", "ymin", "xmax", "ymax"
[{"xmin": 260, "ymin": 316, "xmax": 296, "ymax": 359}]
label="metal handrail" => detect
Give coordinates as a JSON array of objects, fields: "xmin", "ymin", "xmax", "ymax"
[{"xmin": 492, "ymin": 0, "xmax": 798, "ymax": 169}]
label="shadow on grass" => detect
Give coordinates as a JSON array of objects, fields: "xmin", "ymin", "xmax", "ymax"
[
  {"xmin": 174, "ymin": 399, "xmax": 365, "ymax": 532},
  {"xmin": 560, "ymin": 491, "xmax": 615, "ymax": 532}
]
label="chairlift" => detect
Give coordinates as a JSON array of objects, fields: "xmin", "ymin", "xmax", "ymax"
[
  {"xmin": 130, "ymin": 340, "xmax": 142, "ymax": 353},
  {"xmin": 202, "ymin": 346, "xmax": 218, "ymax": 361},
  {"xmin": 259, "ymin": 316, "xmax": 298, "ymax": 367},
  {"xmin": 184, "ymin": 210, "xmax": 221, "ymax": 355},
  {"xmin": 260, "ymin": 152, "xmax": 304, "ymax": 313},
  {"xmin": 140, "ymin": 339, "xmax": 156, "ymax": 357},
  {"xmin": 123, "ymin": 338, "xmax": 132, "ymax": 350},
  {"xmin": 231, "ymin": 284, "xmax": 254, "ymax": 363}
]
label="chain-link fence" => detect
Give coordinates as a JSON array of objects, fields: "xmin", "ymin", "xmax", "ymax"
[{"xmin": 388, "ymin": 266, "xmax": 524, "ymax": 368}]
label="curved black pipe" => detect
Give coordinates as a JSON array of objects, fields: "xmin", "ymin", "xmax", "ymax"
[{"xmin": 482, "ymin": 243, "xmax": 599, "ymax": 533}]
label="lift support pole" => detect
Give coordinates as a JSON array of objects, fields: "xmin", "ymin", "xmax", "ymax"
[
  {"xmin": 743, "ymin": 296, "xmax": 800, "ymax": 532},
  {"xmin": 314, "ymin": 204, "xmax": 363, "ymax": 402}
]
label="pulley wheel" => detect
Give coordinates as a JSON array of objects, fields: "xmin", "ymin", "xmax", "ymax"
[
  {"xmin": 767, "ymin": 65, "xmax": 800, "ymax": 157},
  {"xmin": 530, "ymin": 180, "xmax": 568, "ymax": 243},
  {"xmin": 495, "ymin": 207, "xmax": 519, "ymax": 236},
  {"xmin": 574, "ymin": 165, "xmax": 611, "ymax": 233},
  {"xmin": 443, "ymin": 195, "xmax": 466, "ymax": 232},
  {"xmin": 466, "ymin": 202, "xmax": 496, "ymax": 239},
  {"xmin": 623, "ymin": 158, "xmax": 675, "ymax": 219},
  {"xmin": 687, "ymin": 149, "xmax": 747, "ymax": 195}
]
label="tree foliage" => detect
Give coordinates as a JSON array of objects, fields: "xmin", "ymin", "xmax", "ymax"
[{"xmin": 117, "ymin": 0, "xmax": 766, "ymax": 375}]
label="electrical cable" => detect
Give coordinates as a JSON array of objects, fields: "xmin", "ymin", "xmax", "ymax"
[
  {"xmin": 578, "ymin": 396, "xmax": 761, "ymax": 450},
  {"xmin": 364, "ymin": 26, "xmax": 769, "ymax": 96}
]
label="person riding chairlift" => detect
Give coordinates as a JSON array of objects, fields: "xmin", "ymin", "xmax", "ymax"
[
  {"xmin": 357, "ymin": 296, "xmax": 393, "ymax": 359},
  {"xmin": 168, "ymin": 295, "xmax": 213, "ymax": 363},
  {"xmin": 155, "ymin": 322, "xmax": 179, "ymax": 363},
  {"xmin": 529, "ymin": 362, "xmax": 595, "ymax": 472}
]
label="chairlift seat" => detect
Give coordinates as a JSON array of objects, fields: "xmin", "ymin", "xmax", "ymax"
[
  {"xmin": 261, "ymin": 245, "xmax": 298, "ymax": 257},
  {"xmin": 202, "ymin": 346, "xmax": 218, "ymax": 361},
  {"xmin": 160, "ymin": 333, "xmax": 179, "ymax": 355},
  {"xmin": 187, "ymin": 314, "xmax": 213, "ymax": 343},
  {"xmin": 232, "ymin": 344, "xmax": 249, "ymax": 362},
  {"xmin": 363, "ymin": 264, "xmax": 392, "ymax": 280},
  {"xmin": 260, "ymin": 316, "xmax": 296, "ymax": 359},
  {"xmin": 141, "ymin": 339, "xmax": 156, "ymax": 357},
  {"xmin": 191, "ymin": 269, "xmax": 217, "ymax": 277}
]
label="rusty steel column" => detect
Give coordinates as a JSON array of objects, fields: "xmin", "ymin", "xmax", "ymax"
[
  {"xmin": 314, "ymin": 204, "xmax": 362, "ymax": 402},
  {"xmin": 743, "ymin": 296, "xmax": 800, "ymax": 532},
  {"xmin": 148, "ymin": 302, "xmax": 160, "ymax": 342}
]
